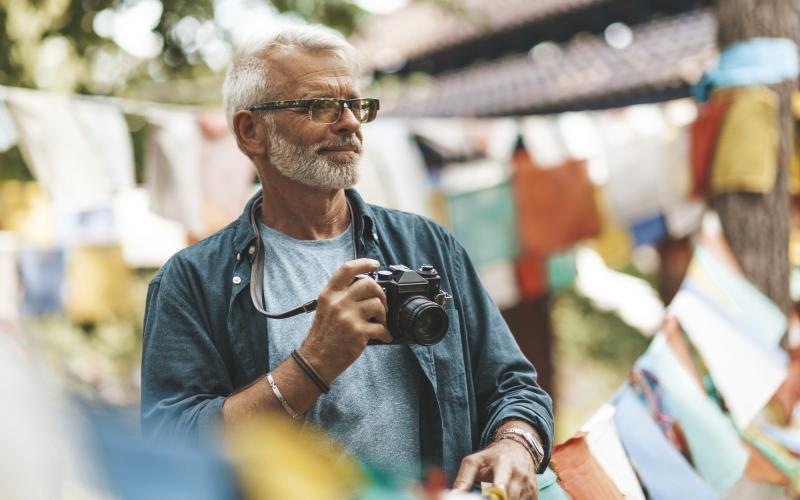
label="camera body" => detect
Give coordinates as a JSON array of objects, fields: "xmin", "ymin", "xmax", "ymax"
[{"xmin": 355, "ymin": 264, "xmax": 450, "ymax": 346}]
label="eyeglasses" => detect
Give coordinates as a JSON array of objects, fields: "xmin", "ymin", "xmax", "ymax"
[{"xmin": 248, "ymin": 98, "xmax": 380, "ymax": 124}]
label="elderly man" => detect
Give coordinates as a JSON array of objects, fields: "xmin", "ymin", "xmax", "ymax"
[{"xmin": 141, "ymin": 25, "xmax": 553, "ymax": 499}]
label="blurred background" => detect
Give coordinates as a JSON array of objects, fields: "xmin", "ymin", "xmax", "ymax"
[{"xmin": 2, "ymin": 0, "xmax": 800, "ymax": 499}]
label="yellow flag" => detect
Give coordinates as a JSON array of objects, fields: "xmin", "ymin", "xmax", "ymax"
[
  {"xmin": 710, "ymin": 87, "xmax": 779, "ymax": 194},
  {"xmin": 225, "ymin": 414, "xmax": 366, "ymax": 500}
]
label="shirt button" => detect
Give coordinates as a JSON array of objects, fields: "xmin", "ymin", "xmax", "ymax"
[
  {"xmin": 372, "ymin": 232, "xmax": 379, "ymax": 242},
  {"xmin": 248, "ymin": 245, "xmax": 256, "ymax": 255},
  {"xmin": 232, "ymin": 276, "xmax": 242, "ymax": 285},
  {"xmin": 236, "ymin": 253, "xmax": 241, "ymax": 261}
]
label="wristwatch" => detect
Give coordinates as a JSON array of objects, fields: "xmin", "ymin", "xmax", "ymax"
[{"xmin": 496, "ymin": 427, "xmax": 545, "ymax": 468}]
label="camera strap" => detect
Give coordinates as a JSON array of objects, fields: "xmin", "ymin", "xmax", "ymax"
[{"xmin": 248, "ymin": 193, "xmax": 358, "ymax": 319}]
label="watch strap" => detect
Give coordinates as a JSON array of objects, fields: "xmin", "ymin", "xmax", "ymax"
[{"xmin": 496, "ymin": 427, "xmax": 545, "ymax": 468}]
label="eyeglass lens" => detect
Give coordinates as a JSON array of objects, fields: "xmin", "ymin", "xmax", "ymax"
[{"xmin": 309, "ymin": 99, "xmax": 377, "ymax": 124}]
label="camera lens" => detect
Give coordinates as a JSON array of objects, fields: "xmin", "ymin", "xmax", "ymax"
[{"xmin": 398, "ymin": 296, "xmax": 449, "ymax": 345}]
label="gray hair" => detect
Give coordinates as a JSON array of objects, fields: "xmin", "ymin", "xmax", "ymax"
[{"xmin": 222, "ymin": 25, "xmax": 360, "ymax": 130}]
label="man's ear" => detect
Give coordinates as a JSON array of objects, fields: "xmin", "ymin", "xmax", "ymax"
[{"xmin": 232, "ymin": 110, "xmax": 269, "ymax": 157}]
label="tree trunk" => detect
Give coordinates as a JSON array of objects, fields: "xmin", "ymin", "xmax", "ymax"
[{"xmin": 710, "ymin": 0, "xmax": 798, "ymax": 315}]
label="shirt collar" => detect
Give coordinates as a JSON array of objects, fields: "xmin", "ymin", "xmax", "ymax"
[
  {"xmin": 232, "ymin": 188, "xmax": 376, "ymax": 258},
  {"xmin": 344, "ymin": 188, "xmax": 376, "ymax": 245}
]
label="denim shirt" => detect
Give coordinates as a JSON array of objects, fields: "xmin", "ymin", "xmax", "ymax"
[{"xmin": 141, "ymin": 189, "xmax": 554, "ymax": 477}]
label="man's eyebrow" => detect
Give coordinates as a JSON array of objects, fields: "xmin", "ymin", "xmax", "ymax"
[{"xmin": 301, "ymin": 91, "xmax": 361, "ymax": 100}]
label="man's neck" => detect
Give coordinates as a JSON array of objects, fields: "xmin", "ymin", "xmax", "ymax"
[{"xmin": 259, "ymin": 176, "xmax": 351, "ymax": 241}]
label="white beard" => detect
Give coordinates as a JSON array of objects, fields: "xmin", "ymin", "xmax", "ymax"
[{"xmin": 267, "ymin": 127, "xmax": 362, "ymax": 190}]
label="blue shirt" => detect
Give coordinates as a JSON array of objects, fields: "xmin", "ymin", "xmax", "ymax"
[{"xmin": 141, "ymin": 189, "xmax": 554, "ymax": 478}]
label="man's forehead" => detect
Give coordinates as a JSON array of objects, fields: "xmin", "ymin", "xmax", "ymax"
[{"xmin": 268, "ymin": 47, "xmax": 358, "ymax": 94}]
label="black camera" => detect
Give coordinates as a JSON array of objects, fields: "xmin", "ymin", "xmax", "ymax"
[{"xmin": 355, "ymin": 264, "xmax": 451, "ymax": 346}]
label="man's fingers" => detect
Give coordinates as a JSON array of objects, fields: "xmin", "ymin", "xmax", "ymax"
[
  {"xmin": 327, "ymin": 259, "xmax": 380, "ymax": 290},
  {"xmin": 506, "ymin": 476, "xmax": 524, "ymax": 500},
  {"xmin": 490, "ymin": 461, "xmax": 511, "ymax": 493},
  {"xmin": 359, "ymin": 298, "xmax": 387, "ymax": 325},
  {"xmin": 529, "ymin": 478, "xmax": 540, "ymax": 500},
  {"xmin": 348, "ymin": 277, "xmax": 388, "ymax": 310},
  {"xmin": 453, "ymin": 454, "xmax": 486, "ymax": 492},
  {"xmin": 364, "ymin": 322, "xmax": 393, "ymax": 344}
]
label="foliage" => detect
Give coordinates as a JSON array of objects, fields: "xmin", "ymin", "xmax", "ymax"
[
  {"xmin": 551, "ymin": 289, "xmax": 651, "ymax": 369},
  {"xmin": 0, "ymin": 0, "xmax": 368, "ymax": 93},
  {"xmin": 22, "ymin": 269, "xmax": 155, "ymax": 406},
  {"xmin": 550, "ymin": 288, "xmax": 653, "ymax": 440}
]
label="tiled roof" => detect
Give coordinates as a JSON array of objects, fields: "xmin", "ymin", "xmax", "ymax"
[
  {"xmin": 350, "ymin": 0, "xmax": 610, "ymax": 73},
  {"xmin": 376, "ymin": 9, "xmax": 717, "ymax": 117}
]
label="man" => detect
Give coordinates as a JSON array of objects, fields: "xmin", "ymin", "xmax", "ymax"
[{"xmin": 141, "ymin": 25, "xmax": 553, "ymax": 499}]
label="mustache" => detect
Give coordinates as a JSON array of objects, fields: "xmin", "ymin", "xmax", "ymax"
[{"xmin": 317, "ymin": 136, "xmax": 362, "ymax": 153}]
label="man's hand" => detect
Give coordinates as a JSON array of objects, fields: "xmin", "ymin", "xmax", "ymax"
[
  {"xmin": 223, "ymin": 259, "xmax": 391, "ymax": 422},
  {"xmin": 453, "ymin": 439, "xmax": 539, "ymax": 500},
  {"xmin": 299, "ymin": 258, "xmax": 393, "ymax": 383}
]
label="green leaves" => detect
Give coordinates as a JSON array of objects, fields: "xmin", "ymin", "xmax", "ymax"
[{"xmin": 0, "ymin": 0, "xmax": 365, "ymax": 94}]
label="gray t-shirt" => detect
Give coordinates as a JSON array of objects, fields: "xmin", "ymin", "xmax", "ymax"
[{"xmin": 259, "ymin": 221, "xmax": 421, "ymax": 477}]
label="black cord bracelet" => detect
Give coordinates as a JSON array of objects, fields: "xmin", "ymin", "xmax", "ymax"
[{"xmin": 291, "ymin": 349, "xmax": 330, "ymax": 394}]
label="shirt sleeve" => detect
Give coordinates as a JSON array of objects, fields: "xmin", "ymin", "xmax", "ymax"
[
  {"xmin": 140, "ymin": 260, "xmax": 233, "ymax": 442},
  {"xmin": 450, "ymin": 236, "xmax": 555, "ymax": 472}
]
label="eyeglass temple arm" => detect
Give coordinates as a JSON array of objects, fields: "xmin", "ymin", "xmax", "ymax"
[{"xmin": 249, "ymin": 100, "xmax": 312, "ymax": 111}]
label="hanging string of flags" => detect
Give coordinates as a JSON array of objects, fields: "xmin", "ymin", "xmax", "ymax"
[
  {"xmin": 2, "ymin": 83, "xmax": 800, "ymax": 328},
  {"xmin": 0, "ymin": 85, "xmax": 256, "ymax": 236},
  {"xmin": 0, "ymin": 85, "xmax": 256, "ymax": 323}
]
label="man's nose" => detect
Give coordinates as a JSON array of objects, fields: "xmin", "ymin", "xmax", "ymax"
[{"xmin": 330, "ymin": 103, "xmax": 361, "ymax": 135}]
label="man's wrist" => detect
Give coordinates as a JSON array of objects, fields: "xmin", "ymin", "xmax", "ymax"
[
  {"xmin": 493, "ymin": 422, "xmax": 545, "ymax": 471},
  {"xmin": 494, "ymin": 433, "xmax": 543, "ymax": 471},
  {"xmin": 296, "ymin": 341, "xmax": 340, "ymax": 384}
]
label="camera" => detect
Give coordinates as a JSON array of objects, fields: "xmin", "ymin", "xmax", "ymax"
[{"xmin": 355, "ymin": 264, "xmax": 451, "ymax": 346}]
